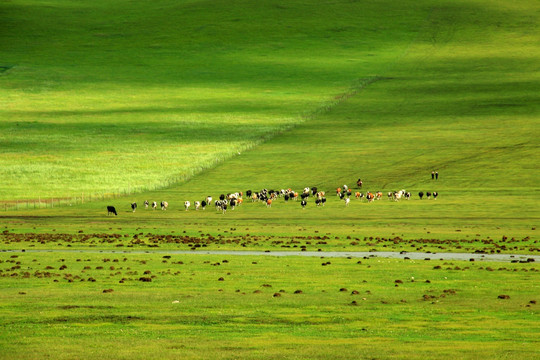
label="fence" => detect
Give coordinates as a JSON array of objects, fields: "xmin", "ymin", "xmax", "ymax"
[{"xmin": 1, "ymin": 192, "xmax": 127, "ymax": 211}]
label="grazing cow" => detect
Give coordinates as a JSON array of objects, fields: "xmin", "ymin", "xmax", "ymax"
[
  {"xmin": 311, "ymin": 187, "xmax": 318, "ymax": 196},
  {"xmin": 336, "ymin": 187, "xmax": 342, "ymax": 195},
  {"xmin": 195, "ymin": 201, "xmax": 201, "ymax": 210},
  {"xmin": 107, "ymin": 206, "xmax": 117, "ymax": 216},
  {"xmin": 230, "ymin": 198, "xmax": 237, "ymax": 210},
  {"xmin": 346, "ymin": 189, "xmax": 352, "ymax": 198},
  {"xmin": 315, "ymin": 198, "xmax": 322, "ymax": 206},
  {"xmin": 393, "ymin": 191, "xmax": 402, "ymax": 201},
  {"xmin": 266, "ymin": 199, "xmax": 272, "ymax": 208},
  {"xmin": 357, "ymin": 178, "xmax": 363, "ymax": 188},
  {"xmin": 215, "ymin": 200, "xmax": 227, "ymax": 214},
  {"xmin": 152, "ymin": 201, "xmax": 157, "ymax": 210},
  {"xmin": 366, "ymin": 192, "xmax": 375, "ymax": 202},
  {"xmin": 321, "ymin": 197, "xmax": 326, "ymax": 206},
  {"xmin": 246, "ymin": 190, "xmax": 252, "ymax": 198},
  {"xmin": 405, "ymin": 192, "xmax": 411, "ymax": 200},
  {"xmin": 376, "ymin": 191, "xmax": 383, "ymax": 200},
  {"xmin": 206, "ymin": 196, "xmax": 213, "ymax": 206},
  {"xmin": 426, "ymin": 191, "xmax": 432, "ymax": 199},
  {"xmin": 345, "ymin": 198, "xmax": 350, "ymax": 206},
  {"xmin": 356, "ymin": 192, "xmax": 361, "ymax": 199},
  {"xmin": 161, "ymin": 201, "xmax": 168, "ymax": 210},
  {"xmin": 201, "ymin": 200, "xmax": 207, "ymax": 210},
  {"xmin": 433, "ymin": 191, "xmax": 438, "ymax": 200},
  {"xmin": 343, "ymin": 184, "xmax": 349, "ymax": 192},
  {"xmin": 131, "ymin": 202, "xmax": 137, "ymax": 212},
  {"xmin": 144, "ymin": 200, "xmax": 149, "ymax": 209},
  {"xmin": 418, "ymin": 191, "xmax": 424, "ymax": 199},
  {"xmin": 338, "ymin": 192, "xmax": 345, "ymax": 200},
  {"xmin": 284, "ymin": 194, "xmax": 289, "ymax": 201},
  {"xmin": 301, "ymin": 200, "xmax": 307, "ymax": 209},
  {"xmin": 184, "ymin": 201, "xmax": 191, "ymax": 211}
]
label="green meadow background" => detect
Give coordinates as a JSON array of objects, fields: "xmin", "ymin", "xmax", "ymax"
[
  {"xmin": 0, "ymin": 0, "xmax": 538, "ymax": 241},
  {"xmin": 1, "ymin": 0, "xmax": 422, "ymax": 199},
  {"xmin": 0, "ymin": 0, "xmax": 539, "ymax": 359},
  {"xmin": 2, "ymin": 0, "xmax": 536, "ymax": 203}
]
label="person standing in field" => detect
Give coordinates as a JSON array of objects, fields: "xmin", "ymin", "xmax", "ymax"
[
  {"xmin": 431, "ymin": 171, "xmax": 435, "ymax": 180},
  {"xmin": 435, "ymin": 171, "xmax": 439, "ymax": 180}
]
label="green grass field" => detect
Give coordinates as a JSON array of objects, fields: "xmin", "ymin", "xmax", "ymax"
[
  {"xmin": 0, "ymin": 0, "xmax": 424, "ymax": 200},
  {"xmin": 1, "ymin": 251, "xmax": 538, "ymax": 359},
  {"xmin": 1, "ymin": 0, "xmax": 539, "ymax": 358}
]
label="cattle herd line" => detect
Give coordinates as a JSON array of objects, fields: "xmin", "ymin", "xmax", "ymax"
[{"xmin": 106, "ymin": 185, "xmax": 439, "ymax": 216}]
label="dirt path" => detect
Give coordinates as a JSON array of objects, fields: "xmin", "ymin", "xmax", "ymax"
[{"xmin": 2, "ymin": 249, "xmax": 538, "ymax": 262}]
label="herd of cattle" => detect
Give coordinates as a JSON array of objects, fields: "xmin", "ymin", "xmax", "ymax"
[{"xmin": 106, "ymin": 185, "xmax": 438, "ymax": 215}]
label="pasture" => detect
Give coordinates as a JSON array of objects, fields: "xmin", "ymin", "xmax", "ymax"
[
  {"xmin": 1, "ymin": 251, "xmax": 538, "ymax": 359},
  {"xmin": 0, "ymin": 0, "xmax": 539, "ymax": 359}
]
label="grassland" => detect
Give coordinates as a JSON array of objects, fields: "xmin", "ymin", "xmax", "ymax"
[
  {"xmin": 1, "ymin": 251, "xmax": 538, "ymax": 359},
  {"xmin": 0, "ymin": 0, "xmax": 424, "ymax": 200},
  {"xmin": 0, "ymin": 0, "xmax": 539, "ymax": 359},
  {"xmin": 1, "ymin": 0, "xmax": 537, "ymax": 244}
]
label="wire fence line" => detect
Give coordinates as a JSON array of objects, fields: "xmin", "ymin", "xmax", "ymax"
[{"xmin": 1, "ymin": 191, "xmax": 132, "ymax": 211}]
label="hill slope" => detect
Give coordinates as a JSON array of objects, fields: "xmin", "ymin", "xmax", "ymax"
[{"xmin": 0, "ymin": 0, "xmax": 427, "ymax": 200}]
